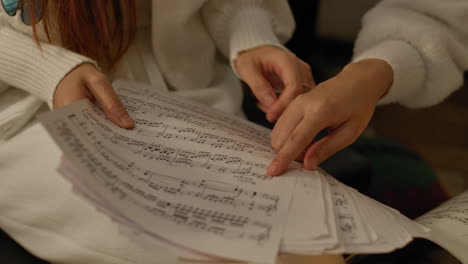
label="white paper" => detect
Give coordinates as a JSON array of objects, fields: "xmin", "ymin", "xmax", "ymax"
[
  {"xmin": 39, "ymin": 79, "xmax": 431, "ymax": 262},
  {"xmin": 40, "ymin": 80, "xmax": 298, "ymax": 264},
  {"xmin": 283, "ymin": 170, "xmax": 328, "ymax": 241},
  {"xmin": 417, "ymin": 190, "xmax": 468, "ymax": 263}
]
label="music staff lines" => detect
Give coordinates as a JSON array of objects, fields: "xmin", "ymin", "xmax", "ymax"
[
  {"xmin": 66, "ymin": 113, "xmax": 279, "ymax": 213},
  {"xmin": 116, "ymin": 91, "xmax": 271, "ymax": 147},
  {"xmin": 87, "ymin": 105, "xmax": 273, "ymax": 159},
  {"xmin": 54, "ymin": 119, "xmax": 275, "ymax": 244},
  {"xmin": 79, "ymin": 110, "xmax": 273, "ymax": 183}
]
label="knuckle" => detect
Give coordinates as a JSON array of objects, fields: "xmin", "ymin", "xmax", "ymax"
[
  {"xmin": 87, "ymin": 72, "xmax": 107, "ymax": 86},
  {"xmin": 102, "ymin": 103, "xmax": 117, "ymax": 113},
  {"xmin": 308, "ymin": 98, "xmax": 333, "ymax": 116},
  {"xmin": 270, "ymin": 130, "xmax": 283, "ymax": 151},
  {"xmin": 294, "ymin": 93, "xmax": 308, "ymax": 103},
  {"xmin": 274, "ymin": 152, "xmax": 288, "ymax": 164},
  {"xmin": 270, "ymin": 138, "xmax": 281, "ymax": 151},
  {"xmin": 288, "ymin": 96, "xmax": 306, "ymax": 111},
  {"xmin": 108, "ymin": 108, "xmax": 127, "ymax": 120},
  {"xmin": 103, "ymin": 101, "xmax": 124, "ymax": 115},
  {"xmin": 289, "ymin": 131, "xmax": 307, "ymax": 145}
]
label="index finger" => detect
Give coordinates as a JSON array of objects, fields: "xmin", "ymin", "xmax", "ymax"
[
  {"xmin": 266, "ymin": 61, "xmax": 303, "ymax": 121},
  {"xmin": 86, "ymin": 77, "xmax": 135, "ymax": 129},
  {"xmin": 267, "ymin": 117, "xmax": 325, "ymax": 176}
]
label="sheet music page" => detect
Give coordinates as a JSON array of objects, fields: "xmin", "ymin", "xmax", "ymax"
[
  {"xmin": 324, "ymin": 176, "xmax": 376, "ymax": 251},
  {"xmin": 283, "ymin": 170, "xmax": 328, "ymax": 241},
  {"xmin": 39, "ymin": 80, "xmax": 298, "ymax": 264},
  {"xmin": 281, "ymin": 173, "xmax": 340, "ymax": 254},
  {"xmin": 417, "ymin": 190, "xmax": 468, "ymax": 263},
  {"xmin": 59, "ymin": 158, "xmax": 217, "ymax": 261}
]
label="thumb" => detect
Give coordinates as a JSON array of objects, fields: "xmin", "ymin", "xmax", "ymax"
[
  {"xmin": 238, "ymin": 62, "xmax": 277, "ymax": 107},
  {"xmin": 86, "ymin": 77, "xmax": 134, "ymax": 129}
]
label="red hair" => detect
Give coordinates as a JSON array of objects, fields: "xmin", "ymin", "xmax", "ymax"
[{"xmin": 28, "ymin": 0, "xmax": 136, "ymax": 70}]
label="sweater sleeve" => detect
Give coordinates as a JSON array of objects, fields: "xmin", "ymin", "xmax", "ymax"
[
  {"xmin": 352, "ymin": 0, "xmax": 468, "ymax": 108},
  {"xmin": 0, "ymin": 27, "xmax": 96, "ymax": 108},
  {"xmin": 201, "ymin": 0, "xmax": 295, "ymax": 70}
]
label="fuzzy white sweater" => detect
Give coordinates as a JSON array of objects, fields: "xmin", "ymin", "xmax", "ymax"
[
  {"xmin": 2, "ymin": 1, "xmax": 467, "ymax": 141},
  {"xmin": 0, "ymin": 3, "xmax": 295, "ymax": 263},
  {"xmin": 353, "ymin": 0, "xmax": 468, "ymax": 108},
  {"xmin": 0, "ymin": 0, "xmax": 294, "ymax": 140},
  {"xmin": 0, "ymin": 2, "xmax": 467, "ymax": 263}
]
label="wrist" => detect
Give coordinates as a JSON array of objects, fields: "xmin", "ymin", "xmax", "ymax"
[{"xmin": 341, "ymin": 58, "xmax": 393, "ymax": 99}]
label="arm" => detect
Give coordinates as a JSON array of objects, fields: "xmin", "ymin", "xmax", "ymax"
[
  {"xmin": 201, "ymin": 0, "xmax": 295, "ymax": 65},
  {"xmin": 267, "ymin": 0, "xmax": 468, "ymax": 175},
  {"xmin": 202, "ymin": 1, "xmax": 314, "ymax": 122},
  {"xmin": 0, "ymin": 23, "xmax": 133, "ymax": 129},
  {"xmin": 0, "ymin": 18, "xmax": 102, "ymax": 138},
  {"xmin": 0, "ymin": 27, "xmax": 95, "ymax": 108},
  {"xmin": 353, "ymin": 0, "xmax": 468, "ymax": 108}
]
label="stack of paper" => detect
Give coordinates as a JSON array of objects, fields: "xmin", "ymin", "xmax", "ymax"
[
  {"xmin": 283, "ymin": 171, "xmax": 429, "ymax": 255},
  {"xmin": 40, "ymin": 80, "xmax": 429, "ymax": 264}
]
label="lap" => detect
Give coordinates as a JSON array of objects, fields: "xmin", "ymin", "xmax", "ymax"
[
  {"xmin": 0, "ymin": 123, "xmax": 179, "ymax": 264},
  {"xmin": 0, "ymin": 123, "xmax": 344, "ymax": 264}
]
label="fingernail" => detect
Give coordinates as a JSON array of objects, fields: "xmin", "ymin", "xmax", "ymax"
[
  {"xmin": 265, "ymin": 108, "xmax": 276, "ymax": 122},
  {"xmin": 266, "ymin": 112, "xmax": 276, "ymax": 123},
  {"xmin": 307, "ymin": 156, "xmax": 319, "ymax": 170},
  {"xmin": 263, "ymin": 94, "xmax": 276, "ymax": 105},
  {"xmin": 267, "ymin": 161, "xmax": 280, "ymax": 176},
  {"xmin": 119, "ymin": 114, "xmax": 134, "ymax": 128}
]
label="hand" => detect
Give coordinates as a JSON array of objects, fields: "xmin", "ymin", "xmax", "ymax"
[
  {"xmin": 266, "ymin": 59, "xmax": 393, "ymax": 176},
  {"xmin": 54, "ymin": 63, "xmax": 134, "ymax": 129},
  {"xmin": 235, "ymin": 45, "xmax": 315, "ymax": 122}
]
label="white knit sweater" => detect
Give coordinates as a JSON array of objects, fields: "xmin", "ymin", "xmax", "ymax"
[
  {"xmin": 0, "ymin": 0, "xmax": 294, "ymax": 140},
  {"xmin": 2, "ymin": 0, "xmax": 468, "ymax": 141},
  {"xmin": 353, "ymin": 0, "xmax": 468, "ymax": 108}
]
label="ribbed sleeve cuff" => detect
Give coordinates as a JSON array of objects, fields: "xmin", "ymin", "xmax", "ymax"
[
  {"xmin": 228, "ymin": 5, "xmax": 284, "ymax": 62},
  {"xmin": 0, "ymin": 27, "xmax": 96, "ymax": 108},
  {"xmin": 352, "ymin": 40, "xmax": 426, "ymax": 106}
]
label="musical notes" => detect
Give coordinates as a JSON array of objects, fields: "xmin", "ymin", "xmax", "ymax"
[
  {"xmin": 39, "ymin": 80, "xmax": 298, "ymax": 264},
  {"xmin": 416, "ymin": 190, "xmax": 468, "ymax": 263},
  {"xmin": 325, "ymin": 176, "xmax": 374, "ymax": 244},
  {"xmin": 41, "ymin": 80, "xmax": 432, "ymax": 263},
  {"xmin": 114, "ymin": 87, "xmax": 272, "ymax": 148},
  {"xmin": 72, "ymin": 108, "xmax": 273, "ymax": 184}
]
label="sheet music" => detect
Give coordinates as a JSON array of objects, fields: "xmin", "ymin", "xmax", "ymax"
[
  {"xmin": 39, "ymin": 80, "xmax": 298, "ymax": 264},
  {"xmin": 38, "ymin": 79, "xmax": 432, "ymax": 261},
  {"xmin": 345, "ymin": 190, "xmax": 425, "ymax": 253},
  {"xmin": 59, "ymin": 158, "xmax": 218, "ymax": 261},
  {"xmin": 325, "ymin": 176, "xmax": 376, "ymax": 249},
  {"xmin": 281, "ymin": 173, "xmax": 340, "ymax": 254},
  {"xmin": 417, "ymin": 190, "xmax": 468, "ymax": 263},
  {"xmin": 283, "ymin": 170, "xmax": 328, "ymax": 241}
]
